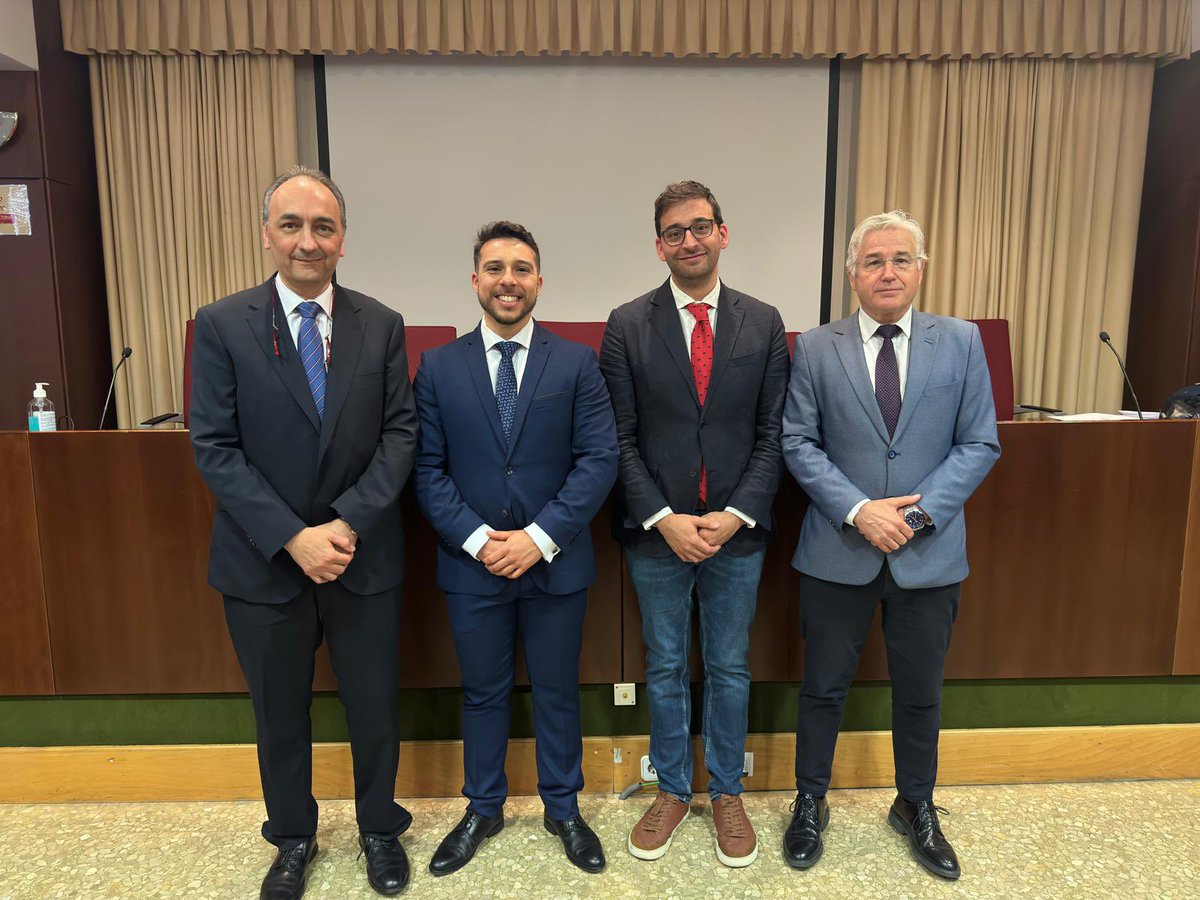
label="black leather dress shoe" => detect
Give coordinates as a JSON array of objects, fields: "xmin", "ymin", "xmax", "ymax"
[
  {"xmin": 888, "ymin": 795, "xmax": 961, "ymax": 880},
  {"xmin": 359, "ymin": 834, "xmax": 410, "ymax": 895},
  {"xmin": 783, "ymin": 792, "xmax": 829, "ymax": 869},
  {"xmin": 429, "ymin": 810, "xmax": 504, "ymax": 877},
  {"xmin": 260, "ymin": 839, "xmax": 317, "ymax": 900},
  {"xmin": 544, "ymin": 814, "xmax": 605, "ymax": 873}
]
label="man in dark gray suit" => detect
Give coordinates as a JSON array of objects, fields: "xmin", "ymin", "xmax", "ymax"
[
  {"xmin": 781, "ymin": 210, "xmax": 1000, "ymax": 880},
  {"xmin": 600, "ymin": 181, "xmax": 789, "ymax": 868},
  {"xmin": 190, "ymin": 166, "xmax": 418, "ymax": 899}
]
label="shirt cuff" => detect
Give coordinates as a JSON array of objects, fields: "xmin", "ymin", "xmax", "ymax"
[
  {"xmin": 724, "ymin": 506, "xmax": 756, "ymax": 528},
  {"xmin": 642, "ymin": 507, "xmax": 672, "ymax": 531},
  {"xmin": 525, "ymin": 524, "xmax": 560, "ymax": 563},
  {"xmin": 846, "ymin": 499, "xmax": 870, "ymax": 527},
  {"xmin": 462, "ymin": 524, "xmax": 493, "ymax": 560}
]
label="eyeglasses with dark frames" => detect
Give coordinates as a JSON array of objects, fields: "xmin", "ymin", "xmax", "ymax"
[{"xmin": 660, "ymin": 219, "xmax": 717, "ymax": 246}]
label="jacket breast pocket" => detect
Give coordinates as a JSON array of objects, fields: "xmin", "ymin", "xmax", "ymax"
[
  {"xmin": 531, "ymin": 390, "xmax": 571, "ymax": 409},
  {"xmin": 352, "ymin": 371, "xmax": 384, "ymax": 388},
  {"xmin": 921, "ymin": 379, "xmax": 961, "ymax": 400}
]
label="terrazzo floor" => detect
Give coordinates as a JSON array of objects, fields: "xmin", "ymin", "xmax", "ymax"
[{"xmin": 1, "ymin": 780, "xmax": 1198, "ymax": 899}]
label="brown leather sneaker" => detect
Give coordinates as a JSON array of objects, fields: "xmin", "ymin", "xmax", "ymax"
[
  {"xmin": 711, "ymin": 793, "xmax": 758, "ymax": 867},
  {"xmin": 627, "ymin": 791, "xmax": 690, "ymax": 860}
]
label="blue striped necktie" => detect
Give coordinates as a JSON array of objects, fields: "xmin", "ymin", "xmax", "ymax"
[{"xmin": 296, "ymin": 301, "xmax": 327, "ymax": 421}]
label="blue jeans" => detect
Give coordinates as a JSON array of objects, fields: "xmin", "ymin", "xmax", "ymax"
[{"xmin": 627, "ymin": 547, "xmax": 764, "ymax": 802}]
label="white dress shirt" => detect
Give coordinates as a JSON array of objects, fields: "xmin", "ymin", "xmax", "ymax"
[
  {"xmin": 846, "ymin": 305, "xmax": 915, "ymax": 526},
  {"xmin": 641, "ymin": 278, "xmax": 756, "ymax": 532},
  {"xmin": 275, "ymin": 274, "xmax": 333, "ymax": 367},
  {"xmin": 461, "ymin": 318, "xmax": 559, "ymax": 564}
]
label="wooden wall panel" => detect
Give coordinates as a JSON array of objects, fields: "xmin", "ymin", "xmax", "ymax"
[
  {"xmin": 0, "ymin": 434, "xmax": 54, "ymax": 695},
  {"xmin": 952, "ymin": 421, "xmax": 1191, "ymax": 677},
  {"xmin": 1173, "ymin": 426, "xmax": 1200, "ymax": 674},
  {"xmin": 8, "ymin": 423, "xmax": 1197, "ymax": 696},
  {"xmin": 1125, "ymin": 53, "xmax": 1200, "ymax": 411},
  {"xmin": 622, "ymin": 421, "xmax": 1194, "ymax": 685},
  {"xmin": 32, "ymin": 432, "xmax": 248, "ymax": 694}
]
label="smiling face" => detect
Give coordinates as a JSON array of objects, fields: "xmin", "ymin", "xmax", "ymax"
[
  {"xmin": 261, "ymin": 176, "xmax": 346, "ymax": 299},
  {"xmin": 655, "ymin": 198, "xmax": 729, "ymax": 295},
  {"xmin": 472, "ymin": 237, "xmax": 542, "ymax": 338},
  {"xmin": 847, "ymin": 227, "xmax": 925, "ymax": 324}
]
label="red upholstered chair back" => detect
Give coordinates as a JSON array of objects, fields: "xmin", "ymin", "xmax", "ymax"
[
  {"xmin": 184, "ymin": 318, "xmax": 195, "ymax": 427},
  {"xmin": 536, "ymin": 321, "xmax": 607, "ymax": 354},
  {"xmin": 785, "ymin": 331, "xmax": 803, "ymax": 358},
  {"xmin": 967, "ymin": 318, "xmax": 1015, "ymax": 421},
  {"xmin": 405, "ymin": 325, "xmax": 458, "ymax": 380}
]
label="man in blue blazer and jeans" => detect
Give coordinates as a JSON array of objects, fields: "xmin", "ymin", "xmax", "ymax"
[
  {"xmin": 781, "ymin": 210, "xmax": 1000, "ymax": 880},
  {"xmin": 413, "ymin": 221, "xmax": 618, "ymax": 877}
]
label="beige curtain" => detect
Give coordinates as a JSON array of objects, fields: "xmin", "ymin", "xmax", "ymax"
[
  {"xmin": 91, "ymin": 53, "xmax": 297, "ymax": 427},
  {"xmin": 60, "ymin": 0, "xmax": 1192, "ymax": 59},
  {"xmin": 853, "ymin": 57, "xmax": 1155, "ymax": 413}
]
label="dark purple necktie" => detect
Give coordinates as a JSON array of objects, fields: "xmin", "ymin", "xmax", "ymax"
[{"xmin": 874, "ymin": 323, "xmax": 902, "ymax": 438}]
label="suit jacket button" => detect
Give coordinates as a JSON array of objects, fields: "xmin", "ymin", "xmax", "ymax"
[
  {"xmin": 689, "ymin": 470, "xmax": 697, "ymax": 478},
  {"xmin": 888, "ymin": 450, "xmax": 898, "ymax": 459},
  {"xmin": 505, "ymin": 466, "xmax": 514, "ymax": 476},
  {"xmin": 501, "ymin": 510, "xmax": 510, "ymax": 518}
]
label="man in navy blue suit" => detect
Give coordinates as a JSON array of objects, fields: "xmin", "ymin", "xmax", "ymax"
[{"xmin": 413, "ymin": 221, "xmax": 618, "ymax": 877}]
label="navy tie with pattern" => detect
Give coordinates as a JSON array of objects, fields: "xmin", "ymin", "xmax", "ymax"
[
  {"xmin": 296, "ymin": 301, "xmax": 327, "ymax": 421},
  {"xmin": 495, "ymin": 341, "xmax": 520, "ymax": 445},
  {"xmin": 874, "ymin": 323, "xmax": 902, "ymax": 439}
]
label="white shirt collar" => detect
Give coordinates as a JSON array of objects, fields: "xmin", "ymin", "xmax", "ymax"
[
  {"xmin": 275, "ymin": 274, "xmax": 333, "ymax": 318},
  {"xmin": 480, "ymin": 316, "xmax": 535, "ymax": 352},
  {"xmin": 857, "ymin": 304, "xmax": 914, "ymax": 344},
  {"xmin": 670, "ymin": 278, "xmax": 721, "ymax": 311}
]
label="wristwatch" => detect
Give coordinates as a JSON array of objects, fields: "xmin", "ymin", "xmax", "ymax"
[{"xmin": 901, "ymin": 505, "xmax": 932, "ymax": 532}]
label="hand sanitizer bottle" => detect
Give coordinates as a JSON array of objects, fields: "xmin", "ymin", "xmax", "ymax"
[{"xmin": 28, "ymin": 383, "xmax": 56, "ymax": 432}]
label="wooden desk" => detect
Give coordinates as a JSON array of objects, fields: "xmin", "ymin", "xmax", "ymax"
[{"xmin": 2, "ymin": 420, "xmax": 1197, "ymax": 696}]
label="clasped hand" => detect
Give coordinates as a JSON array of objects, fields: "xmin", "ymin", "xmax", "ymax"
[
  {"xmin": 478, "ymin": 529, "xmax": 543, "ymax": 579},
  {"xmin": 285, "ymin": 519, "xmax": 358, "ymax": 584},
  {"xmin": 853, "ymin": 494, "xmax": 920, "ymax": 553},
  {"xmin": 656, "ymin": 511, "xmax": 744, "ymax": 564}
]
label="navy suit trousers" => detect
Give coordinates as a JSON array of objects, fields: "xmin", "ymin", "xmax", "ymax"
[
  {"xmin": 445, "ymin": 578, "xmax": 587, "ymax": 820},
  {"xmin": 794, "ymin": 563, "xmax": 960, "ymax": 801}
]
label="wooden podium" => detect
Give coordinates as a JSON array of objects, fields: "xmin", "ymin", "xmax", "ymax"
[{"xmin": 2, "ymin": 420, "xmax": 1198, "ymax": 696}]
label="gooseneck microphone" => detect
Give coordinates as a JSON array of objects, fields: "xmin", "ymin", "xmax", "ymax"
[
  {"xmin": 1098, "ymin": 331, "xmax": 1143, "ymax": 420},
  {"xmin": 99, "ymin": 346, "xmax": 133, "ymax": 429}
]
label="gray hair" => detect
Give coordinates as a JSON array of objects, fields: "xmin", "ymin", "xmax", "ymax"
[
  {"xmin": 261, "ymin": 165, "xmax": 347, "ymax": 231},
  {"xmin": 845, "ymin": 209, "xmax": 928, "ymax": 273}
]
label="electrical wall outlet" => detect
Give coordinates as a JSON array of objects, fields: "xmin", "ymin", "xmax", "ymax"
[
  {"xmin": 742, "ymin": 751, "xmax": 754, "ymax": 777},
  {"xmin": 613, "ymin": 683, "xmax": 636, "ymax": 706},
  {"xmin": 640, "ymin": 755, "xmax": 658, "ymax": 781}
]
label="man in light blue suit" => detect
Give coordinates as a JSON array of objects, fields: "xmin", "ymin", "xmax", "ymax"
[
  {"xmin": 780, "ymin": 210, "xmax": 1000, "ymax": 881},
  {"xmin": 413, "ymin": 221, "xmax": 617, "ymax": 878}
]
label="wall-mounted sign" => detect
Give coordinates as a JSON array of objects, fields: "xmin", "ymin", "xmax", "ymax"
[
  {"xmin": 0, "ymin": 112, "xmax": 16, "ymax": 149},
  {"xmin": 0, "ymin": 184, "xmax": 32, "ymax": 235}
]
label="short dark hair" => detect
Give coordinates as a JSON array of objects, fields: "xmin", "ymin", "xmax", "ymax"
[
  {"xmin": 653, "ymin": 181, "xmax": 724, "ymax": 236},
  {"xmin": 261, "ymin": 165, "xmax": 347, "ymax": 231},
  {"xmin": 473, "ymin": 220, "xmax": 541, "ymax": 270}
]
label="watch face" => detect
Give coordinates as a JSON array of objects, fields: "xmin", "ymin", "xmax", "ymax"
[{"xmin": 903, "ymin": 508, "xmax": 926, "ymax": 531}]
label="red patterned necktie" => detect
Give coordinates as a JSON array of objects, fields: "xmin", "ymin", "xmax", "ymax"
[{"xmin": 685, "ymin": 302, "xmax": 713, "ymax": 504}]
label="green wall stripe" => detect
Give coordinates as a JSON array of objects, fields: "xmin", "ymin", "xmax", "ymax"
[{"xmin": 1, "ymin": 679, "xmax": 1197, "ymax": 747}]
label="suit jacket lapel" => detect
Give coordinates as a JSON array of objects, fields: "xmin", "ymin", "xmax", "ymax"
[
  {"xmin": 648, "ymin": 280, "xmax": 700, "ymax": 409},
  {"xmin": 318, "ymin": 286, "xmax": 364, "ymax": 462},
  {"xmin": 705, "ymin": 285, "xmax": 743, "ymax": 407},
  {"xmin": 505, "ymin": 323, "xmax": 549, "ymax": 460},
  {"xmin": 246, "ymin": 278, "xmax": 321, "ymax": 434},
  {"xmin": 892, "ymin": 311, "xmax": 937, "ymax": 444},
  {"xmin": 833, "ymin": 313, "xmax": 890, "ymax": 444},
  {"xmin": 465, "ymin": 326, "xmax": 507, "ymax": 451}
]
